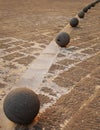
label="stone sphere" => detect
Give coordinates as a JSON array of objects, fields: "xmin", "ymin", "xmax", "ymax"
[
  {"xmin": 91, "ymin": 3, "xmax": 95, "ymax": 7},
  {"xmin": 83, "ymin": 7, "xmax": 88, "ymax": 12},
  {"xmin": 3, "ymin": 88, "xmax": 40, "ymax": 125},
  {"xmin": 95, "ymin": 0, "xmax": 100, "ymax": 4},
  {"xmin": 78, "ymin": 11, "xmax": 85, "ymax": 18},
  {"xmin": 55, "ymin": 32, "xmax": 70, "ymax": 47},
  {"xmin": 87, "ymin": 4, "xmax": 92, "ymax": 9},
  {"xmin": 70, "ymin": 18, "xmax": 79, "ymax": 27}
]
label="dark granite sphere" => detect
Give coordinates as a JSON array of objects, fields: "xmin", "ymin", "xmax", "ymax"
[
  {"xmin": 83, "ymin": 7, "xmax": 88, "ymax": 12},
  {"xmin": 55, "ymin": 32, "xmax": 70, "ymax": 47},
  {"xmin": 78, "ymin": 11, "xmax": 85, "ymax": 18},
  {"xmin": 3, "ymin": 88, "xmax": 40, "ymax": 125},
  {"xmin": 87, "ymin": 4, "xmax": 92, "ymax": 9},
  {"xmin": 70, "ymin": 18, "xmax": 79, "ymax": 27},
  {"xmin": 95, "ymin": 0, "xmax": 100, "ymax": 4},
  {"xmin": 91, "ymin": 3, "xmax": 95, "ymax": 7}
]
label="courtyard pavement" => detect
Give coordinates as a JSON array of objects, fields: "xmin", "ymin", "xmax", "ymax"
[{"xmin": 0, "ymin": 0, "xmax": 100, "ymax": 130}]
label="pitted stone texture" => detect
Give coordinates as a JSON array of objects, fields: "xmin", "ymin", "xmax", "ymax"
[{"xmin": 3, "ymin": 88, "xmax": 40, "ymax": 125}]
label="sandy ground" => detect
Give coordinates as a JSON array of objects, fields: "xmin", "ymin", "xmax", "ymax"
[{"xmin": 0, "ymin": 0, "xmax": 91, "ymax": 40}]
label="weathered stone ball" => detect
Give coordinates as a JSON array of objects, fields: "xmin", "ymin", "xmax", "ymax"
[
  {"xmin": 3, "ymin": 88, "xmax": 40, "ymax": 125},
  {"xmin": 83, "ymin": 7, "xmax": 88, "ymax": 12},
  {"xmin": 97, "ymin": 0, "xmax": 100, "ymax": 2},
  {"xmin": 78, "ymin": 11, "xmax": 85, "ymax": 18},
  {"xmin": 87, "ymin": 4, "xmax": 91, "ymax": 9},
  {"xmin": 94, "ymin": 0, "xmax": 100, "ymax": 4},
  {"xmin": 91, "ymin": 3, "xmax": 95, "ymax": 7},
  {"xmin": 70, "ymin": 18, "xmax": 79, "ymax": 27},
  {"xmin": 55, "ymin": 32, "xmax": 70, "ymax": 47}
]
